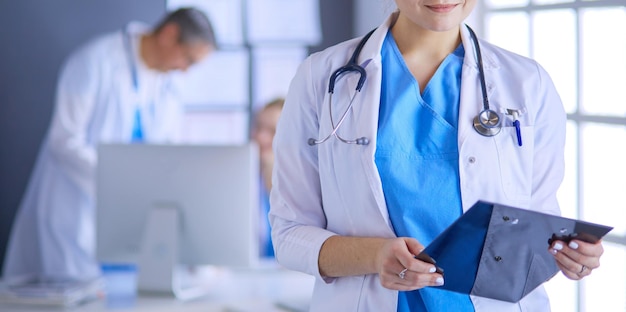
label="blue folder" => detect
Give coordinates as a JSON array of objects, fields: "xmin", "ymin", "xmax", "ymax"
[{"xmin": 415, "ymin": 201, "xmax": 613, "ymax": 303}]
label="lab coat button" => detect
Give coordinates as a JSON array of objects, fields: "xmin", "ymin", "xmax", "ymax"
[
  {"xmin": 468, "ymin": 156, "xmax": 476, "ymax": 164},
  {"xmin": 494, "ymin": 256, "xmax": 502, "ymax": 262}
]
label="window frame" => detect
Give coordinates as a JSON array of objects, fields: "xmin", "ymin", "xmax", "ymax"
[{"xmin": 480, "ymin": 1, "xmax": 626, "ymax": 311}]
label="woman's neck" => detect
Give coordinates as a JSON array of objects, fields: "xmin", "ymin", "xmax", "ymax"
[{"xmin": 391, "ymin": 14, "xmax": 461, "ymax": 62}]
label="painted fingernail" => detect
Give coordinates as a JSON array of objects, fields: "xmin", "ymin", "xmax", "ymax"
[
  {"xmin": 550, "ymin": 248, "xmax": 558, "ymax": 255},
  {"xmin": 429, "ymin": 267, "xmax": 436, "ymax": 273},
  {"xmin": 554, "ymin": 242, "xmax": 563, "ymax": 250},
  {"xmin": 569, "ymin": 241, "xmax": 579, "ymax": 249},
  {"xmin": 435, "ymin": 277, "xmax": 444, "ymax": 286}
]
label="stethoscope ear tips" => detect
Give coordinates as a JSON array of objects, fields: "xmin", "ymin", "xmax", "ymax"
[
  {"xmin": 307, "ymin": 138, "xmax": 317, "ymax": 146},
  {"xmin": 356, "ymin": 137, "xmax": 369, "ymax": 145}
]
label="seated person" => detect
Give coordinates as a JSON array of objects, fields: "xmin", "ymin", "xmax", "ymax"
[{"xmin": 251, "ymin": 98, "xmax": 284, "ymax": 258}]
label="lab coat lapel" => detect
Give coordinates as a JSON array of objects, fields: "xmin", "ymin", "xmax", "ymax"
[
  {"xmin": 458, "ymin": 26, "xmax": 500, "ymax": 211},
  {"xmin": 458, "ymin": 26, "xmax": 499, "ymax": 146},
  {"xmin": 86, "ymin": 32, "xmax": 136, "ymax": 142},
  {"xmin": 350, "ymin": 23, "xmax": 395, "ymax": 232}
]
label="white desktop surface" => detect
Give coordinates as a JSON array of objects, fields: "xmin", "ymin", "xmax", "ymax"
[{"xmin": 0, "ymin": 267, "xmax": 315, "ymax": 312}]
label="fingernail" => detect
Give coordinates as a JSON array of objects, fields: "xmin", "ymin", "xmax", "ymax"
[
  {"xmin": 550, "ymin": 248, "xmax": 558, "ymax": 255},
  {"xmin": 429, "ymin": 267, "xmax": 436, "ymax": 273},
  {"xmin": 554, "ymin": 242, "xmax": 563, "ymax": 250},
  {"xmin": 435, "ymin": 277, "xmax": 444, "ymax": 286},
  {"xmin": 569, "ymin": 241, "xmax": 579, "ymax": 249}
]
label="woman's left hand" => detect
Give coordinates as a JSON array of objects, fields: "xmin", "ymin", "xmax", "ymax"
[{"xmin": 549, "ymin": 239, "xmax": 604, "ymax": 280}]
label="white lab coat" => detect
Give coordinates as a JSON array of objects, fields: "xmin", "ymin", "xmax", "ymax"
[
  {"xmin": 270, "ymin": 13, "xmax": 566, "ymax": 312},
  {"xmin": 3, "ymin": 23, "xmax": 183, "ymax": 281}
]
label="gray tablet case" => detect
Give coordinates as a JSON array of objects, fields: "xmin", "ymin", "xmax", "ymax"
[{"xmin": 415, "ymin": 201, "xmax": 613, "ymax": 303}]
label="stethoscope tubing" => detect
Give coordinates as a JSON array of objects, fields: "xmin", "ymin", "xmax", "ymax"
[
  {"xmin": 309, "ymin": 24, "xmax": 502, "ymax": 146},
  {"xmin": 466, "ymin": 26, "xmax": 490, "ymax": 112},
  {"xmin": 307, "ymin": 92, "xmax": 365, "ymax": 146}
]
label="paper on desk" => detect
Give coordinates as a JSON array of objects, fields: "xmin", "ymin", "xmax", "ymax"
[{"xmin": 0, "ymin": 276, "xmax": 103, "ymax": 307}]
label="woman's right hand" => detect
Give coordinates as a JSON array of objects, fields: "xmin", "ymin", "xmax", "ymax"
[{"xmin": 375, "ymin": 237, "xmax": 444, "ymax": 291}]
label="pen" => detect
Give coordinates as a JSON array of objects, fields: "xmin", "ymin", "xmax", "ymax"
[
  {"xmin": 506, "ymin": 109, "xmax": 523, "ymax": 147},
  {"xmin": 513, "ymin": 120, "xmax": 522, "ymax": 146}
]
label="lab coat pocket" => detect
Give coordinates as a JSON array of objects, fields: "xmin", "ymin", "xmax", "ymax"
[{"xmin": 494, "ymin": 125, "xmax": 534, "ymax": 201}]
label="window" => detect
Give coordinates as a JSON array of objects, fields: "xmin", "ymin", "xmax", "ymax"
[
  {"xmin": 167, "ymin": 0, "xmax": 320, "ymax": 144},
  {"xmin": 483, "ymin": 1, "xmax": 626, "ymax": 311}
]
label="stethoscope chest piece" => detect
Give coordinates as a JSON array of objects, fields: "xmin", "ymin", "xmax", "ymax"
[{"xmin": 473, "ymin": 109, "xmax": 502, "ymax": 137}]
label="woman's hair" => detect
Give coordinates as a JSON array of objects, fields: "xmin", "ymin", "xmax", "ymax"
[
  {"xmin": 154, "ymin": 7, "xmax": 217, "ymax": 48},
  {"xmin": 263, "ymin": 97, "xmax": 285, "ymax": 111}
]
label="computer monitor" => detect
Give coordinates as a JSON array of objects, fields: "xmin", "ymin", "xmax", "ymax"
[{"xmin": 96, "ymin": 143, "xmax": 260, "ymax": 299}]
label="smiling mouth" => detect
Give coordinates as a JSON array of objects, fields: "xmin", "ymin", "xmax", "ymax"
[{"xmin": 426, "ymin": 4, "xmax": 459, "ymax": 13}]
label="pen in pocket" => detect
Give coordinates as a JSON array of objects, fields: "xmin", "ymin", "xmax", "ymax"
[{"xmin": 506, "ymin": 109, "xmax": 523, "ymax": 147}]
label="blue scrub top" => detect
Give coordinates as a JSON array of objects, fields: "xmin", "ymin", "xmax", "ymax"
[
  {"xmin": 260, "ymin": 179, "xmax": 275, "ymax": 258},
  {"xmin": 375, "ymin": 30, "xmax": 474, "ymax": 312}
]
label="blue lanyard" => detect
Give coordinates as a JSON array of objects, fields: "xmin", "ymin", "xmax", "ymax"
[{"xmin": 123, "ymin": 27, "xmax": 143, "ymax": 142}]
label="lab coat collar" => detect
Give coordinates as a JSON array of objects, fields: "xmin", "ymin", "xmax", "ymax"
[
  {"xmin": 457, "ymin": 24, "xmax": 499, "ymax": 147},
  {"xmin": 338, "ymin": 14, "xmax": 398, "ymax": 232},
  {"xmin": 460, "ymin": 24, "xmax": 499, "ymax": 71},
  {"xmin": 343, "ymin": 12, "xmax": 395, "ymax": 101},
  {"xmin": 345, "ymin": 13, "xmax": 502, "ymax": 99},
  {"xmin": 346, "ymin": 13, "xmax": 502, "ymax": 69}
]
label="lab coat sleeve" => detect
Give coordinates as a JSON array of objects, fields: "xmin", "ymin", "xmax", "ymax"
[
  {"xmin": 46, "ymin": 47, "xmax": 101, "ymax": 198},
  {"xmin": 269, "ymin": 55, "xmax": 337, "ymax": 282},
  {"xmin": 530, "ymin": 63, "xmax": 566, "ymax": 216}
]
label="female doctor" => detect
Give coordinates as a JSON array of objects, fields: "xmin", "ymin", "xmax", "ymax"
[{"xmin": 269, "ymin": 1, "xmax": 605, "ymax": 311}]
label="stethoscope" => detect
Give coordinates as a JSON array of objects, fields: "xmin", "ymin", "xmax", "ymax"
[{"xmin": 308, "ymin": 25, "xmax": 501, "ymax": 147}]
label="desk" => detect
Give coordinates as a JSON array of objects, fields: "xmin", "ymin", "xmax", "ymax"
[{"xmin": 0, "ymin": 267, "xmax": 314, "ymax": 312}]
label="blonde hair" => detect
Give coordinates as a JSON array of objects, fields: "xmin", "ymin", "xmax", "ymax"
[{"xmin": 262, "ymin": 97, "xmax": 284, "ymax": 111}]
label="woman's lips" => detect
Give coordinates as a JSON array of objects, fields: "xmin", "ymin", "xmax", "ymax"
[{"xmin": 426, "ymin": 4, "xmax": 459, "ymax": 13}]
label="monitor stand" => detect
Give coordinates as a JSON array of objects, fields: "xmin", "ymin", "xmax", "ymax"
[{"xmin": 136, "ymin": 204, "xmax": 208, "ymax": 301}]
